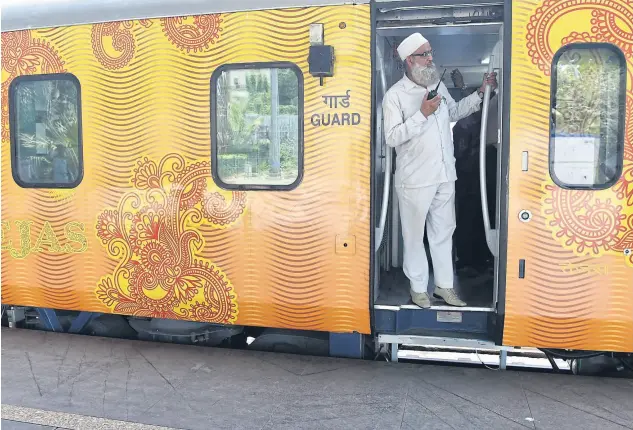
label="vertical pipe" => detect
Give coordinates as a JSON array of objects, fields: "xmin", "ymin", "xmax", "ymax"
[
  {"xmin": 270, "ymin": 68, "xmax": 280, "ymax": 178},
  {"xmin": 479, "ymin": 58, "xmax": 498, "ymax": 257}
]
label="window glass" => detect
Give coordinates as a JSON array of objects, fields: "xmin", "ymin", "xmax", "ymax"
[
  {"xmin": 213, "ymin": 64, "xmax": 302, "ymax": 189},
  {"xmin": 11, "ymin": 75, "xmax": 82, "ymax": 187},
  {"xmin": 550, "ymin": 44, "xmax": 625, "ymax": 189}
]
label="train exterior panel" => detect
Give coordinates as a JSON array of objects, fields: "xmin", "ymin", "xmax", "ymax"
[
  {"xmin": 1, "ymin": 4, "xmax": 373, "ymax": 334},
  {"xmin": 504, "ymin": 0, "xmax": 633, "ymax": 352}
]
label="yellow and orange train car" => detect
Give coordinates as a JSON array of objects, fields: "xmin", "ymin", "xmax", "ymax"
[{"xmin": 1, "ymin": 0, "xmax": 631, "ymax": 367}]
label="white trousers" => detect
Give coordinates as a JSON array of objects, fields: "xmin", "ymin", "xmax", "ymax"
[{"xmin": 396, "ymin": 181, "xmax": 456, "ymax": 293}]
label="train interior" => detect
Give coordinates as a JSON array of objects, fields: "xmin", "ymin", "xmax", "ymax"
[{"xmin": 372, "ymin": 3, "xmax": 505, "ymax": 340}]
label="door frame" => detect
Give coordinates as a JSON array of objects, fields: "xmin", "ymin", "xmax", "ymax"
[
  {"xmin": 368, "ymin": 0, "xmax": 513, "ymax": 346},
  {"xmin": 494, "ymin": 0, "xmax": 512, "ymax": 345}
]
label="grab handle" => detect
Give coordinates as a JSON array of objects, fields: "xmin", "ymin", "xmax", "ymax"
[
  {"xmin": 479, "ymin": 58, "xmax": 499, "ymax": 257},
  {"xmin": 375, "ymin": 51, "xmax": 392, "ymax": 252}
]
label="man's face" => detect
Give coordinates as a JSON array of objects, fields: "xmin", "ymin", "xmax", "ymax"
[
  {"xmin": 408, "ymin": 42, "xmax": 434, "ymax": 67},
  {"xmin": 407, "ymin": 42, "xmax": 440, "ymax": 87}
]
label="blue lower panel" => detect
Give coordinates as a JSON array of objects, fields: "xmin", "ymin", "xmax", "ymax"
[
  {"xmin": 374, "ymin": 308, "xmax": 489, "ymax": 336},
  {"xmin": 35, "ymin": 309, "xmax": 101, "ymax": 334},
  {"xmin": 329, "ymin": 332, "xmax": 364, "ymax": 359},
  {"xmin": 36, "ymin": 308, "xmax": 63, "ymax": 332},
  {"xmin": 69, "ymin": 312, "xmax": 99, "ymax": 334}
]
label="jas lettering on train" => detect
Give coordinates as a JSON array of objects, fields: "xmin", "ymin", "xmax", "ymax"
[
  {"xmin": 1, "ymin": 220, "xmax": 88, "ymax": 259},
  {"xmin": 311, "ymin": 90, "xmax": 361, "ymax": 127},
  {"xmin": 560, "ymin": 262, "xmax": 608, "ymax": 276}
]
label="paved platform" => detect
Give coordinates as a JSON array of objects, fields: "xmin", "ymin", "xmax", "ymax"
[{"xmin": 2, "ymin": 328, "xmax": 632, "ymax": 430}]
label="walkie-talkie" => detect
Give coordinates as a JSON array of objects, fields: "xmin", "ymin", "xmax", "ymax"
[{"xmin": 427, "ymin": 68, "xmax": 447, "ymax": 100}]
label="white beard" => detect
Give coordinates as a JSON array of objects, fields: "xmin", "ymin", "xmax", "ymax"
[{"xmin": 410, "ymin": 62, "xmax": 440, "ymax": 88}]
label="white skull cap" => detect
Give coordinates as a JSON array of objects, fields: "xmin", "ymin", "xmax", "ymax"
[{"xmin": 397, "ymin": 32, "xmax": 428, "ymax": 61}]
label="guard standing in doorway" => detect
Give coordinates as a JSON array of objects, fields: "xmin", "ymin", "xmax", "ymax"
[{"xmin": 382, "ymin": 32, "xmax": 497, "ymax": 308}]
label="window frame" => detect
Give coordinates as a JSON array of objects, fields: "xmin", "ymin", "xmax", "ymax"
[
  {"xmin": 9, "ymin": 72, "xmax": 84, "ymax": 189},
  {"xmin": 210, "ymin": 61, "xmax": 304, "ymax": 191},
  {"xmin": 548, "ymin": 42, "xmax": 626, "ymax": 191}
]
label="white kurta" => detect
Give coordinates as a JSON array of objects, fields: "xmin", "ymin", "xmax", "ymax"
[{"xmin": 383, "ymin": 74, "xmax": 482, "ymax": 293}]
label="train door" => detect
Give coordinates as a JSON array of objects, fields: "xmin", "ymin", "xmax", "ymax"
[
  {"xmin": 372, "ymin": 1, "xmax": 507, "ymax": 358},
  {"xmin": 503, "ymin": 0, "xmax": 633, "ymax": 353}
]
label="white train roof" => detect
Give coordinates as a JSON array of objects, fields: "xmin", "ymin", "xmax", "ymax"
[{"xmin": 1, "ymin": 0, "xmax": 369, "ymax": 32}]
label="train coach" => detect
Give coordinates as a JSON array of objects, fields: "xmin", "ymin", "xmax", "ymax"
[{"xmin": 1, "ymin": 0, "xmax": 632, "ymax": 371}]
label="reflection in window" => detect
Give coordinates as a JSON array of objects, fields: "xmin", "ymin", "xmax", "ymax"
[
  {"xmin": 214, "ymin": 65, "xmax": 302, "ymax": 188},
  {"xmin": 11, "ymin": 76, "xmax": 82, "ymax": 187},
  {"xmin": 550, "ymin": 44, "xmax": 625, "ymax": 189}
]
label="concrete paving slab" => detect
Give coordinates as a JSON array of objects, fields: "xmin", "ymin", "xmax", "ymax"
[
  {"xmin": 2, "ymin": 328, "xmax": 632, "ymax": 430},
  {"xmin": 1, "ymin": 405, "xmax": 178, "ymax": 430},
  {"xmin": 1, "ymin": 420, "xmax": 58, "ymax": 430}
]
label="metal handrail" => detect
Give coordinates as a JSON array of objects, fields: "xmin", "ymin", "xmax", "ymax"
[
  {"xmin": 479, "ymin": 57, "xmax": 499, "ymax": 257},
  {"xmin": 375, "ymin": 50, "xmax": 392, "ymax": 253}
]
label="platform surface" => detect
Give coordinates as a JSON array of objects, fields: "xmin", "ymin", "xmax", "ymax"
[{"xmin": 2, "ymin": 328, "xmax": 633, "ymax": 430}]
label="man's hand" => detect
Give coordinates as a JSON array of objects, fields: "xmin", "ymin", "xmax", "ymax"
[
  {"xmin": 479, "ymin": 72, "xmax": 498, "ymax": 93},
  {"xmin": 451, "ymin": 69, "xmax": 464, "ymax": 89},
  {"xmin": 421, "ymin": 90, "xmax": 441, "ymax": 118}
]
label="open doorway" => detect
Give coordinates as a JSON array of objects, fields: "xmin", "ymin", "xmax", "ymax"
[{"xmin": 373, "ymin": 3, "xmax": 504, "ymax": 312}]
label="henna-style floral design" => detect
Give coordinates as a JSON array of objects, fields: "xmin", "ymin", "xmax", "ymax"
[
  {"xmin": 95, "ymin": 154, "xmax": 247, "ymax": 323},
  {"xmin": 527, "ymin": 1, "xmax": 633, "ymax": 265},
  {"xmin": 527, "ymin": 0, "xmax": 633, "ymax": 75},
  {"xmin": 91, "ymin": 20, "xmax": 153, "ymax": 70},
  {"xmin": 160, "ymin": 14, "xmax": 223, "ymax": 53},
  {"xmin": 1, "ymin": 30, "xmax": 65, "ymax": 142}
]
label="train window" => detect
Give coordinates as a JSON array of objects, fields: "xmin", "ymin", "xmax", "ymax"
[
  {"xmin": 211, "ymin": 62, "xmax": 303, "ymax": 190},
  {"xmin": 549, "ymin": 43, "xmax": 626, "ymax": 189},
  {"xmin": 9, "ymin": 74, "xmax": 83, "ymax": 188}
]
